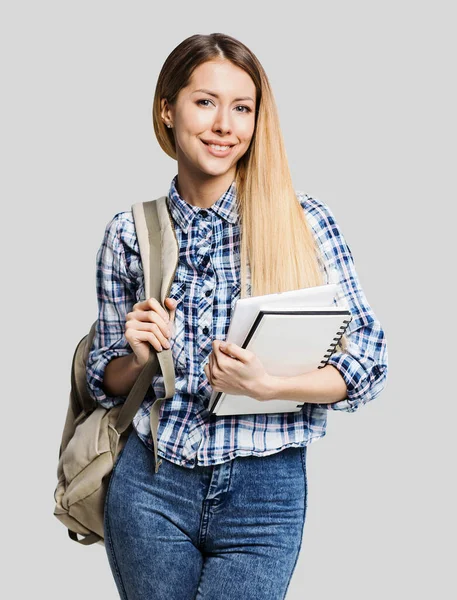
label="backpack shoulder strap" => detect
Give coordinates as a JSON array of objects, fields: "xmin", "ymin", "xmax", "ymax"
[
  {"xmin": 132, "ymin": 196, "xmax": 179, "ymax": 306},
  {"xmin": 115, "ymin": 196, "xmax": 178, "ymax": 472}
]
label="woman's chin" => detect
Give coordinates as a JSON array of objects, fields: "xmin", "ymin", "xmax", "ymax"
[{"xmin": 196, "ymin": 160, "xmax": 234, "ymax": 178}]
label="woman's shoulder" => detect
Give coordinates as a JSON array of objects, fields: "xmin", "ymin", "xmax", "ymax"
[
  {"xmin": 294, "ymin": 190, "xmax": 338, "ymax": 235},
  {"xmin": 100, "ymin": 210, "xmax": 143, "ymax": 286},
  {"xmin": 103, "ymin": 209, "xmax": 139, "ymax": 256}
]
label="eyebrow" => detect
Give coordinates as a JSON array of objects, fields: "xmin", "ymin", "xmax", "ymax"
[{"xmin": 192, "ymin": 88, "xmax": 255, "ymax": 103}]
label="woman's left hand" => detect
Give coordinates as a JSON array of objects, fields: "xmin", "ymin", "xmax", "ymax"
[{"xmin": 203, "ymin": 340, "xmax": 272, "ymax": 401}]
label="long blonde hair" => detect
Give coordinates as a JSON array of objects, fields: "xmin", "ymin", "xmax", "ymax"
[{"xmin": 152, "ymin": 33, "xmax": 348, "ymax": 353}]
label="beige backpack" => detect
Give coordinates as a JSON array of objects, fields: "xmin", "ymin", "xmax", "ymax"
[{"xmin": 53, "ymin": 197, "xmax": 179, "ymax": 546}]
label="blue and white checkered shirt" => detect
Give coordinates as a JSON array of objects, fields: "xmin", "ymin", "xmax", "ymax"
[{"xmin": 86, "ymin": 174, "xmax": 388, "ymax": 468}]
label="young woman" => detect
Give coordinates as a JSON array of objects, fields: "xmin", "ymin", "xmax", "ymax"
[{"xmin": 86, "ymin": 32, "xmax": 388, "ymax": 600}]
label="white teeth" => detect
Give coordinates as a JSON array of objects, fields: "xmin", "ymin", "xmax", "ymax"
[{"xmin": 207, "ymin": 143, "xmax": 231, "ymax": 151}]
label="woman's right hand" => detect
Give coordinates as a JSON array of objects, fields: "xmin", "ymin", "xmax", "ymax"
[{"xmin": 125, "ymin": 296, "xmax": 177, "ymax": 368}]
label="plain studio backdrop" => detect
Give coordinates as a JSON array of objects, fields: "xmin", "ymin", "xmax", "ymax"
[{"xmin": 1, "ymin": 1, "xmax": 455, "ymax": 599}]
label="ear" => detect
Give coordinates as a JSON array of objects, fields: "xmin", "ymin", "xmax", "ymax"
[{"xmin": 160, "ymin": 98, "xmax": 173, "ymax": 128}]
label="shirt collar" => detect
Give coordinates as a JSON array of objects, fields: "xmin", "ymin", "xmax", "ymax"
[{"xmin": 166, "ymin": 174, "xmax": 238, "ymax": 233}]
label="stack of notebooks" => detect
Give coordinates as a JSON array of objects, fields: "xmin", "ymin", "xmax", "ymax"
[{"xmin": 208, "ymin": 283, "xmax": 352, "ymax": 416}]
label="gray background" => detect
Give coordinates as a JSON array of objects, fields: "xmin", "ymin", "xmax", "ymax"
[{"xmin": 2, "ymin": 1, "xmax": 455, "ymax": 598}]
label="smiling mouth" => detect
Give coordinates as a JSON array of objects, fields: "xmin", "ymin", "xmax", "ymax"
[{"xmin": 201, "ymin": 140, "xmax": 235, "ymax": 149}]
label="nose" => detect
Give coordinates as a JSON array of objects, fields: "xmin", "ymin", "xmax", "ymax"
[{"xmin": 212, "ymin": 107, "xmax": 232, "ymax": 136}]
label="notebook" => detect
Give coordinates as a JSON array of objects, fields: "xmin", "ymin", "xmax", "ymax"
[
  {"xmin": 224, "ymin": 283, "xmax": 339, "ymax": 348},
  {"xmin": 208, "ymin": 307, "xmax": 352, "ymax": 416}
]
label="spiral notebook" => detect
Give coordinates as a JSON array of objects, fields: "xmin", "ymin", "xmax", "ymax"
[{"xmin": 208, "ymin": 307, "xmax": 352, "ymax": 416}]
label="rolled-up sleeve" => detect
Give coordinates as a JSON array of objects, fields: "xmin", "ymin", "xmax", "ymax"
[
  {"xmin": 86, "ymin": 213, "xmax": 138, "ymax": 409},
  {"xmin": 302, "ymin": 194, "xmax": 388, "ymax": 413}
]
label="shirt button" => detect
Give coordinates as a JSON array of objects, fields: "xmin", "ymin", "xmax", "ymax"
[
  {"xmin": 200, "ymin": 210, "xmax": 209, "ymax": 218},
  {"xmin": 205, "ymin": 289, "xmax": 212, "ymax": 297},
  {"xmin": 202, "ymin": 326, "xmax": 209, "ymax": 335}
]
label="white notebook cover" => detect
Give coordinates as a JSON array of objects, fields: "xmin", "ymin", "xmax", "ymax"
[
  {"xmin": 208, "ymin": 308, "xmax": 352, "ymax": 416},
  {"xmin": 225, "ymin": 283, "xmax": 338, "ymax": 347}
]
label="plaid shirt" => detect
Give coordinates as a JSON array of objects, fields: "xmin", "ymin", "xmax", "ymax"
[{"xmin": 86, "ymin": 175, "xmax": 388, "ymax": 468}]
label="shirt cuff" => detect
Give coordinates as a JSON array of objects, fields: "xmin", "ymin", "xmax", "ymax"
[
  {"xmin": 86, "ymin": 347, "xmax": 133, "ymax": 408},
  {"xmin": 316, "ymin": 351, "xmax": 387, "ymax": 413}
]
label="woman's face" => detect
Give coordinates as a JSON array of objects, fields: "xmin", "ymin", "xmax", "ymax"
[{"xmin": 162, "ymin": 60, "xmax": 257, "ymax": 179}]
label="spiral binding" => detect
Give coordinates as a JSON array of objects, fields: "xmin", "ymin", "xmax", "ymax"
[{"xmin": 317, "ymin": 317, "xmax": 352, "ymax": 368}]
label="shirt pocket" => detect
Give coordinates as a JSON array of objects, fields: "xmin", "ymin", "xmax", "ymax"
[{"xmin": 168, "ymin": 280, "xmax": 187, "ymax": 371}]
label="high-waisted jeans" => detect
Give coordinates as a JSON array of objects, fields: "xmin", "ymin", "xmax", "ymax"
[{"xmin": 104, "ymin": 427, "xmax": 308, "ymax": 600}]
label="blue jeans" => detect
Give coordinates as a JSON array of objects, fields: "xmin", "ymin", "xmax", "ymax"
[{"xmin": 104, "ymin": 427, "xmax": 308, "ymax": 599}]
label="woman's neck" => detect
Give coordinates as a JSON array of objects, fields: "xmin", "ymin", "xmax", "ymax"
[{"xmin": 175, "ymin": 168, "xmax": 236, "ymax": 209}]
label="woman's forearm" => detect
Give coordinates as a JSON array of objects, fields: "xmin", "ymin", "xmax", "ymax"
[
  {"xmin": 261, "ymin": 365, "xmax": 348, "ymax": 404},
  {"xmin": 103, "ymin": 353, "xmax": 145, "ymax": 397}
]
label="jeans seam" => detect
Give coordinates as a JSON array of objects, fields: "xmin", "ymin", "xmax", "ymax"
[
  {"xmin": 301, "ymin": 446, "xmax": 308, "ymax": 519},
  {"xmin": 104, "ymin": 436, "xmax": 130, "ymax": 600},
  {"xmin": 194, "ymin": 555, "xmax": 207, "ymax": 599},
  {"xmin": 283, "ymin": 446, "xmax": 308, "ymax": 599}
]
